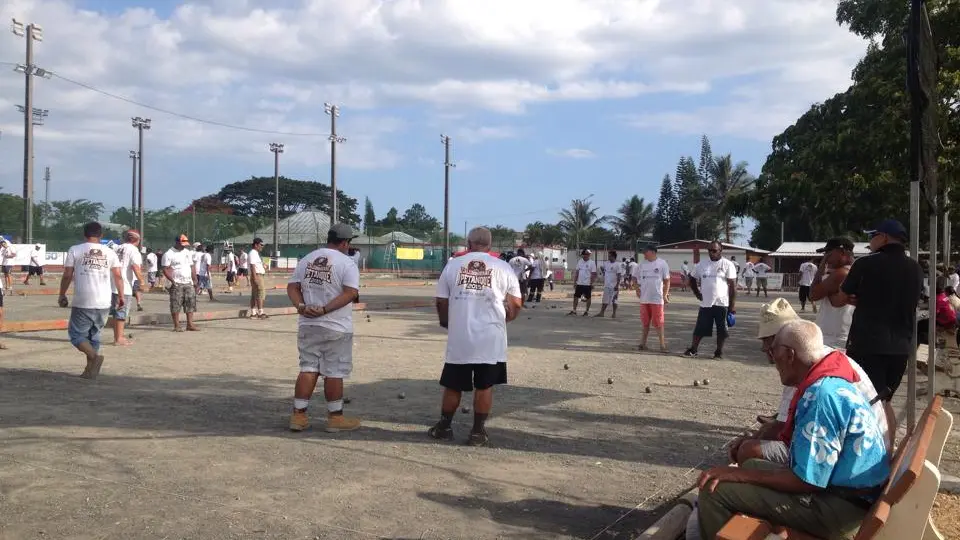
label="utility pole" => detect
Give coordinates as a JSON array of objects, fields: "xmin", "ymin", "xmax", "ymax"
[
  {"xmin": 43, "ymin": 166, "xmax": 50, "ymax": 227},
  {"xmin": 12, "ymin": 18, "xmax": 50, "ymax": 244},
  {"xmin": 269, "ymin": 143, "xmax": 284, "ymax": 266},
  {"xmin": 132, "ymin": 117, "xmax": 151, "ymax": 241},
  {"xmin": 440, "ymin": 135, "xmax": 456, "ymax": 260},
  {"xmin": 15, "ymin": 104, "xmax": 48, "ymax": 213},
  {"xmin": 324, "ymin": 103, "xmax": 346, "ymax": 224},
  {"xmin": 129, "ymin": 150, "xmax": 139, "ymax": 227}
]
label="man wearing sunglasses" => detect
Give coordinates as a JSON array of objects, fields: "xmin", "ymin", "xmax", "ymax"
[
  {"xmin": 837, "ymin": 219, "xmax": 923, "ymax": 438},
  {"xmin": 684, "ymin": 241, "xmax": 737, "ymax": 359}
]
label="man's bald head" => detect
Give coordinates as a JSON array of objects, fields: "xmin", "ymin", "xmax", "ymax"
[{"xmin": 467, "ymin": 227, "xmax": 492, "ymax": 252}]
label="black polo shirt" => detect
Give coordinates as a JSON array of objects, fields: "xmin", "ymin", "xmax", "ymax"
[{"xmin": 841, "ymin": 243, "xmax": 924, "ymax": 356}]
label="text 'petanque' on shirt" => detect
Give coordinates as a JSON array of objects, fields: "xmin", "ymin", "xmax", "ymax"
[
  {"xmin": 65, "ymin": 243, "xmax": 121, "ymax": 310},
  {"xmin": 436, "ymin": 253, "xmax": 521, "ymax": 365},
  {"xmin": 289, "ymin": 248, "xmax": 361, "ymax": 334}
]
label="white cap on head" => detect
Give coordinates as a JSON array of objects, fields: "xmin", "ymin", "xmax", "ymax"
[{"xmin": 757, "ymin": 298, "xmax": 799, "ymax": 339}]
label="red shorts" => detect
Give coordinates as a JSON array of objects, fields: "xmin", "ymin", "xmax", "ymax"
[{"xmin": 640, "ymin": 303, "xmax": 665, "ymax": 328}]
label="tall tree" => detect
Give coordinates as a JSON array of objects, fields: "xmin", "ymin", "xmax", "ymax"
[
  {"xmin": 523, "ymin": 221, "xmax": 565, "ymax": 246},
  {"xmin": 697, "ymin": 135, "xmax": 714, "ymax": 186},
  {"xmin": 378, "ymin": 207, "xmax": 400, "ymax": 228},
  {"xmin": 703, "ymin": 155, "xmax": 754, "ymax": 242},
  {"xmin": 558, "ymin": 198, "xmax": 608, "ymax": 248},
  {"xmin": 610, "ymin": 195, "xmax": 655, "ymax": 254},
  {"xmin": 487, "ymin": 225, "xmax": 518, "ymax": 249},
  {"xmin": 674, "ymin": 156, "xmax": 706, "ymax": 238},
  {"xmin": 399, "ymin": 203, "xmax": 441, "ymax": 234},
  {"xmin": 363, "ymin": 197, "xmax": 376, "ymax": 229},
  {"xmin": 654, "ymin": 174, "xmax": 677, "ymax": 242},
  {"xmin": 214, "ymin": 176, "xmax": 360, "ymax": 224}
]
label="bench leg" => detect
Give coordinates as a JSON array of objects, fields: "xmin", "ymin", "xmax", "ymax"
[{"xmin": 922, "ymin": 517, "xmax": 945, "ymax": 540}]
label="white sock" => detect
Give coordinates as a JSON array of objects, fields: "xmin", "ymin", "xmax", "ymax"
[
  {"xmin": 327, "ymin": 399, "xmax": 343, "ymax": 413},
  {"xmin": 294, "ymin": 398, "xmax": 309, "ymax": 410}
]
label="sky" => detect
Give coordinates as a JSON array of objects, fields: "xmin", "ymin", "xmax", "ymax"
[{"xmin": 0, "ymin": 0, "xmax": 868, "ymax": 239}]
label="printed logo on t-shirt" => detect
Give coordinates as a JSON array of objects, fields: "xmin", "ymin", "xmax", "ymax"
[
  {"xmin": 82, "ymin": 248, "xmax": 109, "ymax": 270},
  {"xmin": 304, "ymin": 256, "xmax": 333, "ymax": 284},
  {"xmin": 457, "ymin": 260, "xmax": 493, "ymax": 290}
]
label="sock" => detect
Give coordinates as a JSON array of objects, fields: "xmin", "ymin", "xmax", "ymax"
[
  {"xmin": 472, "ymin": 412, "xmax": 488, "ymax": 434},
  {"xmin": 437, "ymin": 411, "xmax": 454, "ymax": 429},
  {"xmin": 294, "ymin": 398, "xmax": 309, "ymax": 411},
  {"xmin": 327, "ymin": 399, "xmax": 344, "ymax": 415}
]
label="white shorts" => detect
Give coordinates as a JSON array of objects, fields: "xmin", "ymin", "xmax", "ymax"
[
  {"xmin": 297, "ymin": 326, "xmax": 354, "ymax": 379},
  {"xmin": 602, "ymin": 286, "xmax": 619, "ymax": 305}
]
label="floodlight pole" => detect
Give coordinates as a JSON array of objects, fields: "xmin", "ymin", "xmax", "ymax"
[
  {"xmin": 269, "ymin": 143, "xmax": 284, "ymax": 266},
  {"xmin": 441, "ymin": 135, "xmax": 456, "ymax": 261},
  {"xmin": 12, "ymin": 19, "xmax": 48, "ymax": 243},
  {"xmin": 129, "ymin": 150, "xmax": 139, "ymax": 226},
  {"xmin": 132, "ymin": 117, "xmax": 151, "ymax": 242},
  {"xmin": 324, "ymin": 103, "xmax": 346, "ymax": 224}
]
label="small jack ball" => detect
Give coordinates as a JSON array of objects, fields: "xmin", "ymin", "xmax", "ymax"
[
  {"xmin": 607, "ymin": 378, "xmax": 613, "ymax": 385},
  {"xmin": 645, "ymin": 386, "xmax": 652, "ymax": 393},
  {"xmin": 564, "ymin": 364, "xmax": 570, "ymax": 370},
  {"xmin": 398, "ymin": 392, "xmax": 406, "ymax": 399}
]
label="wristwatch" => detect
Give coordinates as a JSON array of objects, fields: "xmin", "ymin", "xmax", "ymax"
[{"xmin": 296, "ymin": 303, "xmax": 306, "ymax": 313}]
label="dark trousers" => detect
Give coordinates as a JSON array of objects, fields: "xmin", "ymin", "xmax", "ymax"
[{"xmin": 527, "ymin": 279, "xmax": 545, "ymax": 303}]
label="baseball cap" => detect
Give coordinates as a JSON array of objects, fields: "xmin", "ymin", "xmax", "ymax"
[
  {"xmin": 757, "ymin": 298, "xmax": 799, "ymax": 339},
  {"xmin": 816, "ymin": 236, "xmax": 854, "ymax": 253},
  {"xmin": 643, "ymin": 244, "xmax": 658, "ymax": 253},
  {"xmin": 175, "ymin": 234, "xmax": 189, "ymax": 245},
  {"xmin": 329, "ymin": 223, "xmax": 357, "ymax": 242},
  {"xmin": 581, "ymin": 248, "xmax": 591, "ymax": 255},
  {"xmin": 252, "ymin": 237, "xmax": 264, "ymax": 245},
  {"xmin": 865, "ymin": 219, "xmax": 908, "ymax": 241}
]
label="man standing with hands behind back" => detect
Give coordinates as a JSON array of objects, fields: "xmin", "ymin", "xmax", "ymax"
[
  {"xmin": 429, "ymin": 227, "xmax": 522, "ymax": 446},
  {"xmin": 684, "ymin": 241, "xmax": 738, "ymax": 359}
]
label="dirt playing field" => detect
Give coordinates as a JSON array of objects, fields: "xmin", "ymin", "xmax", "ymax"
[{"xmin": 1, "ymin": 287, "xmax": 956, "ymax": 539}]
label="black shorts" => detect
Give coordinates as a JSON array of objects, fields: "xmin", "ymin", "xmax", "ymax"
[
  {"xmin": 28, "ymin": 266, "xmax": 43, "ymax": 276},
  {"xmin": 237, "ymin": 268, "xmax": 248, "ymax": 277},
  {"xmin": 226, "ymin": 271, "xmax": 237, "ymax": 283},
  {"xmin": 574, "ymin": 285, "xmax": 593, "ymax": 299},
  {"xmin": 849, "ymin": 352, "xmax": 909, "ymax": 399},
  {"xmin": 2, "ymin": 266, "xmax": 11, "ymax": 275},
  {"xmin": 439, "ymin": 362, "xmax": 507, "ymax": 392},
  {"xmin": 798, "ymin": 285, "xmax": 811, "ymax": 304},
  {"xmin": 694, "ymin": 306, "xmax": 729, "ymax": 338}
]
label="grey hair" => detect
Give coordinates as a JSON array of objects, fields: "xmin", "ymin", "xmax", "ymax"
[
  {"xmin": 467, "ymin": 227, "xmax": 492, "ymax": 250},
  {"xmin": 124, "ymin": 230, "xmax": 141, "ymax": 242},
  {"xmin": 775, "ymin": 319, "xmax": 824, "ymax": 366}
]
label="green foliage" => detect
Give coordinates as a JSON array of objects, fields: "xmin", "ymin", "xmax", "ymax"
[
  {"xmin": 363, "ymin": 197, "xmax": 376, "ymax": 229},
  {"xmin": 558, "ymin": 198, "xmax": 609, "ymax": 248},
  {"xmin": 610, "ymin": 195, "xmax": 655, "ymax": 256},
  {"xmin": 654, "ymin": 175, "xmax": 678, "ymax": 242},
  {"xmin": 522, "ymin": 221, "xmax": 565, "ymax": 246},
  {"xmin": 399, "ymin": 203, "xmax": 440, "ymax": 234},
  {"xmin": 486, "ymin": 225, "xmax": 518, "ymax": 250},
  {"xmin": 214, "ymin": 176, "xmax": 360, "ymax": 224}
]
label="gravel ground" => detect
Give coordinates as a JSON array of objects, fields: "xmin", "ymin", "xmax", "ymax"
[{"xmin": 0, "ymin": 289, "xmax": 955, "ymax": 539}]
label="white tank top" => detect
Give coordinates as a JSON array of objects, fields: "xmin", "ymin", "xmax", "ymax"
[{"xmin": 816, "ymin": 268, "xmax": 855, "ymax": 349}]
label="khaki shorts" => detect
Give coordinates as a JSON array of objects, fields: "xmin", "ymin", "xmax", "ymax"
[
  {"xmin": 298, "ymin": 326, "xmax": 354, "ymax": 379},
  {"xmin": 251, "ymin": 273, "xmax": 266, "ymax": 301}
]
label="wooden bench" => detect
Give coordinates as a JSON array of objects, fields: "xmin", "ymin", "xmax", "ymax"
[{"xmin": 716, "ymin": 396, "xmax": 945, "ymax": 540}]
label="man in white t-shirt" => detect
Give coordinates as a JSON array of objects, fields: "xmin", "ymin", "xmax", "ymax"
[
  {"xmin": 197, "ymin": 245, "xmax": 214, "ymax": 301},
  {"xmin": 568, "ymin": 249, "xmax": 598, "ymax": 316},
  {"xmin": 595, "ymin": 250, "xmax": 623, "ymax": 318},
  {"xmin": 797, "ymin": 258, "xmax": 818, "ymax": 313},
  {"xmin": 526, "ymin": 252, "xmax": 547, "ymax": 305},
  {"xmin": 223, "ymin": 248, "xmax": 238, "ymax": 292},
  {"xmin": 287, "ymin": 223, "xmax": 362, "ymax": 433},
  {"xmin": 684, "ymin": 241, "xmax": 738, "ymax": 359},
  {"xmin": 248, "ymin": 238, "xmax": 268, "ymax": 318},
  {"xmin": 429, "ymin": 227, "xmax": 522, "ymax": 446},
  {"xmin": 1, "ymin": 239, "xmax": 17, "ymax": 292},
  {"xmin": 145, "ymin": 249, "xmax": 159, "ymax": 289},
  {"xmin": 162, "ymin": 234, "xmax": 199, "ymax": 332},
  {"xmin": 679, "ymin": 260, "xmax": 690, "ymax": 291},
  {"xmin": 508, "ymin": 249, "xmax": 533, "ymax": 306},
  {"xmin": 743, "ymin": 261, "xmax": 756, "ymax": 292},
  {"xmin": 58, "ymin": 221, "xmax": 123, "ymax": 379},
  {"xmin": 24, "ymin": 244, "xmax": 46, "ymax": 286},
  {"xmin": 110, "ymin": 230, "xmax": 144, "ymax": 346},
  {"xmin": 238, "ymin": 249, "xmax": 250, "ymax": 287},
  {"xmin": 753, "ymin": 257, "xmax": 772, "ymax": 297},
  {"xmin": 633, "ymin": 245, "xmax": 671, "ymax": 352}
]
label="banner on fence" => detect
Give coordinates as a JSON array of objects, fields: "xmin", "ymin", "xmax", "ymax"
[
  {"xmin": 738, "ymin": 273, "xmax": 784, "ymax": 291},
  {"xmin": 0, "ymin": 243, "xmax": 47, "ymax": 266},
  {"xmin": 396, "ymin": 247, "xmax": 424, "ymax": 260}
]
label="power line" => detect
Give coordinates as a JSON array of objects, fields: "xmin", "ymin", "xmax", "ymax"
[{"xmin": 29, "ymin": 69, "xmax": 331, "ymax": 137}]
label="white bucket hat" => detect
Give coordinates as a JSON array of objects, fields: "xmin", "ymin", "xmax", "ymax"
[{"xmin": 757, "ymin": 298, "xmax": 800, "ymax": 339}]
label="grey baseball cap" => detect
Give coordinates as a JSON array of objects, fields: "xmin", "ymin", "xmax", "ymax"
[{"xmin": 329, "ymin": 223, "xmax": 358, "ymax": 242}]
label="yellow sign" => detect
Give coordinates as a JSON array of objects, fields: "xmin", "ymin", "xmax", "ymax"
[{"xmin": 396, "ymin": 247, "xmax": 424, "ymax": 260}]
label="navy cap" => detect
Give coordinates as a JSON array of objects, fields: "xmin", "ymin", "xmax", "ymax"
[{"xmin": 865, "ymin": 219, "xmax": 907, "ymax": 241}]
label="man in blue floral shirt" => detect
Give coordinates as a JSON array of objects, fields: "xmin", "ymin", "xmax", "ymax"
[{"xmin": 696, "ymin": 319, "xmax": 889, "ymax": 540}]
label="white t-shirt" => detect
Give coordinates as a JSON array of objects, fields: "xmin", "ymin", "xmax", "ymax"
[
  {"xmin": 508, "ymin": 256, "xmax": 531, "ymax": 280},
  {"xmin": 29, "ymin": 249, "xmax": 42, "ymax": 266},
  {"xmin": 633, "ymin": 258, "xmax": 671, "ymax": 305},
  {"xmin": 248, "ymin": 249, "xmax": 265, "ymax": 275},
  {"xmin": 436, "ymin": 252, "xmax": 521, "ymax": 365},
  {"xmin": 65, "ymin": 242, "xmax": 121, "ymax": 310},
  {"xmin": 731, "ymin": 260, "xmax": 740, "ymax": 276},
  {"xmin": 529, "ymin": 260, "xmax": 544, "ymax": 280},
  {"xmin": 0, "ymin": 246, "xmax": 16, "ymax": 265},
  {"xmin": 799, "ymin": 262, "xmax": 817, "ymax": 287},
  {"xmin": 600, "ymin": 261, "xmax": 621, "ymax": 288},
  {"xmin": 192, "ymin": 250, "xmax": 203, "ymax": 272},
  {"xmin": 692, "ymin": 258, "xmax": 738, "ymax": 308},
  {"xmin": 112, "ymin": 243, "xmax": 143, "ymax": 294},
  {"xmin": 753, "ymin": 262, "xmax": 771, "ymax": 277},
  {"xmin": 199, "ymin": 253, "xmax": 212, "ymax": 276},
  {"xmin": 743, "ymin": 262, "xmax": 756, "ymax": 278},
  {"xmin": 145, "ymin": 252, "xmax": 158, "ymax": 273},
  {"xmin": 162, "ymin": 248, "xmax": 195, "ymax": 285},
  {"xmin": 226, "ymin": 254, "xmax": 238, "ymax": 273},
  {"xmin": 950, "ymin": 273, "xmax": 960, "ymax": 292},
  {"xmin": 575, "ymin": 259, "xmax": 597, "ymax": 286},
  {"xmin": 626, "ymin": 261, "xmax": 636, "ymax": 278},
  {"xmin": 289, "ymin": 248, "xmax": 361, "ymax": 333},
  {"xmin": 776, "ymin": 348, "xmax": 889, "ymax": 441},
  {"xmin": 680, "ymin": 263, "xmax": 689, "ymax": 275},
  {"xmin": 350, "ymin": 252, "xmax": 362, "ymax": 268},
  {"xmin": 239, "ymin": 251, "xmax": 249, "ymax": 269}
]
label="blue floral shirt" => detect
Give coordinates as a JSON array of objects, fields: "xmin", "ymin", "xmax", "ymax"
[{"xmin": 790, "ymin": 377, "xmax": 890, "ymax": 490}]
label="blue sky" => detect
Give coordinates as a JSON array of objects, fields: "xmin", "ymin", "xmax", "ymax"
[{"xmin": 0, "ymin": 0, "xmax": 868, "ymax": 239}]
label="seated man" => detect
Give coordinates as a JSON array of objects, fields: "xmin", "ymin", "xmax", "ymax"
[
  {"xmin": 730, "ymin": 298, "xmax": 890, "ymax": 464},
  {"xmin": 697, "ymin": 320, "xmax": 890, "ymax": 540}
]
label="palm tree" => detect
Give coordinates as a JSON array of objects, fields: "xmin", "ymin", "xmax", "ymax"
[
  {"xmin": 558, "ymin": 197, "xmax": 608, "ymax": 248},
  {"xmin": 704, "ymin": 154, "xmax": 754, "ymax": 242},
  {"xmin": 610, "ymin": 195, "xmax": 655, "ymax": 255}
]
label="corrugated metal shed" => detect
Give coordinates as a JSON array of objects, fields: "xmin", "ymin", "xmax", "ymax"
[
  {"xmin": 772, "ymin": 242, "xmax": 872, "ymax": 257},
  {"xmin": 657, "ymin": 239, "xmax": 772, "ymax": 254},
  {"xmin": 223, "ymin": 209, "xmax": 335, "ymax": 246}
]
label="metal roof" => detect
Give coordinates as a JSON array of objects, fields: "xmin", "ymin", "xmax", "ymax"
[
  {"xmin": 772, "ymin": 242, "xmax": 872, "ymax": 257},
  {"xmin": 223, "ymin": 209, "xmax": 335, "ymax": 246},
  {"xmin": 657, "ymin": 239, "xmax": 771, "ymax": 254}
]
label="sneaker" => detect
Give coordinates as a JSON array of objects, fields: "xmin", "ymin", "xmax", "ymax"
[
  {"xmin": 713, "ymin": 350, "xmax": 723, "ymax": 359},
  {"xmin": 466, "ymin": 431, "xmax": 489, "ymax": 447},
  {"xmin": 428, "ymin": 423, "xmax": 454, "ymax": 441},
  {"xmin": 137, "ymin": 305, "xmax": 144, "ymax": 312},
  {"xmin": 289, "ymin": 410, "xmax": 310, "ymax": 432},
  {"xmin": 325, "ymin": 413, "xmax": 361, "ymax": 433},
  {"xmin": 681, "ymin": 349, "xmax": 698, "ymax": 358}
]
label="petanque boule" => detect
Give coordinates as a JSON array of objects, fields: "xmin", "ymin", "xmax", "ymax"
[
  {"xmin": 702, "ymin": 379, "xmax": 710, "ymax": 386},
  {"xmin": 461, "ymin": 406, "xmax": 470, "ymax": 414},
  {"xmin": 343, "ymin": 397, "xmax": 352, "ymax": 404},
  {"xmin": 645, "ymin": 386, "xmax": 652, "ymax": 393},
  {"xmin": 563, "ymin": 364, "xmax": 569, "ymax": 370},
  {"xmin": 693, "ymin": 380, "xmax": 700, "ymax": 387},
  {"xmin": 397, "ymin": 392, "xmax": 406, "ymax": 399},
  {"xmin": 607, "ymin": 378, "xmax": 613, "ymax": 385}
]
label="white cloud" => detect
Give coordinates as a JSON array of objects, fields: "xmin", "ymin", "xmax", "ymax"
[
  {"xmin": 548, "ymin": 148, "xmax": 596, "ymax": 159},
  {"xmin": 0, "ymin": 0, "xmax": 867, "ymax": 200}
]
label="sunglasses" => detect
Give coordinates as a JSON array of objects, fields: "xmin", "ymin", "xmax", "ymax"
[{"xmin": 707, "ymin": 249, "xmax": 720, "ymax": 253}]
